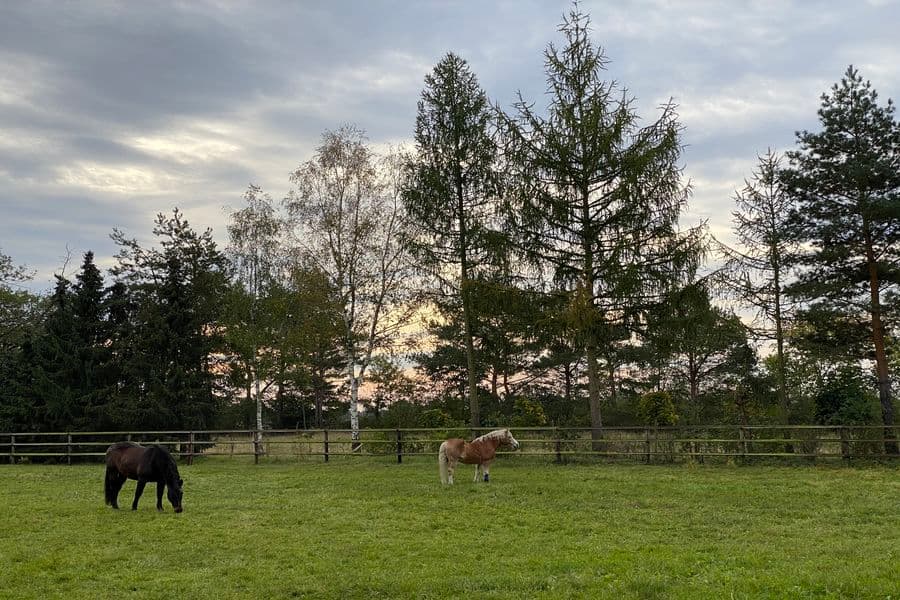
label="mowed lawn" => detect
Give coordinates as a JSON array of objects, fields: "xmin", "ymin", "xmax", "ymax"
[{"xmin": 0, "ymin": 458, "xmax": 898, "ymax": 599}]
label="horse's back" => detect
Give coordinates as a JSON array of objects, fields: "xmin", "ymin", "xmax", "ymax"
[
  {"xmin": 459, "ymin": 438, "xmax": 497, "ymax": 464},
  {"xmin": 105, "ymin": 441, "xmax": 147, "ymax": 477}
]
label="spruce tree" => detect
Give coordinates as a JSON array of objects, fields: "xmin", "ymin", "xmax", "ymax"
[{"xmin": 403, "ymin": 53, "xmax": 501, "ymax": 427}]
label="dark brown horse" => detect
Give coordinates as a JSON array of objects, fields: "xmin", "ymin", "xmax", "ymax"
[
  {"xmin": 438, "ymin": 428, "xmax": 519, "ymax": 484},
  {"xmin": 105, "ymin": 442, "xmax": 184, "ymax": 513}
]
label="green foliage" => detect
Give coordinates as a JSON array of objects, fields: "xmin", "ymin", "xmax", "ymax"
[
  {"xmin": 417, "ymin": 408, "xmax": 461, "ymax": 429},
  {"xmin": 638, "ymin": 391, "xmax": 679, "ymax": 426},
  {"xmin": 815, "ymin": 367, "xmax": 878, "ymax": 425},
  {"xmin": 404, "ymin": 52, "xmax": 503, "ymax": 427},
  {"xmin": 499, "ymin": 6, "xmax": 704, "ymax": 430},
  {"xmin": 510, "ymin": 397, "xmax": 548, "ymax": 427},
  {"xmin": 783, "ymin": 66, "xmax": 900, "ymax": 447},
  {"xmin": 106, "ymin": 209, "xmax": 229, "ymax": 430}
]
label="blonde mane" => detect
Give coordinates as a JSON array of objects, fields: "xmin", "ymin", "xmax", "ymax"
[{"xmin": 474, "ymin": 429, "xmax": 509, "ymax": 443}]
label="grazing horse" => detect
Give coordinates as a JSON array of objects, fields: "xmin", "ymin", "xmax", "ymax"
[
  {"xmin": 105, "ymin": 442, "xmax": 184, "ymax": 513},
  {"xmin": 438, "ymin": 428, "xmax": 520, "ymax": 484}
]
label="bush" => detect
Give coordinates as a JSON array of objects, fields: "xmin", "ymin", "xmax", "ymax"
[
  {"xmin": 815, "ymin": 367, "xmax": 878, "ymax": 425},
  {"xmin": 638, "ymin": 391, "xmax": 679, "ymax": 427},
  {"xmin": 510, "ymin": 397, "xmax": 548, "ymax": 427}
]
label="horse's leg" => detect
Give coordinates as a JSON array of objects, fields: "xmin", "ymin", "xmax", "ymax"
[
  {"xmin": 105, "ymin": 467, "xmax": 126, "ymax": 509},
  {"xmin": 447, "ymin": 458, "xmax": 456, "ymax": 485},
  {"xmin": 132, "ymin": 480, "xmax": 146, "ymax": 511},
  {"xmin": 156, "ymin": 482, "xmax": 165, "ymax": 511},
  {"xmin": 473, "ymin": 463, "xmax": 481, "ymax": 482},
  {"xmin": 483, "ymin": 460, "xmax": 493, "ymax": 482}
]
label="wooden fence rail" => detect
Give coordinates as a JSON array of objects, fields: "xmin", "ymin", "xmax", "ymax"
[{"xmin": 1, "ymin": 425, "xmax": 899, "ymax": 464}]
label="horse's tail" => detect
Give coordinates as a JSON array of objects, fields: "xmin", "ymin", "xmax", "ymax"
[
  {"xmin": 104, "ymin": 464, "xmax": 118, "ymax": 506},
  {"xmin": 438, "ymin": 442, "xmax": 449, "ymax": 485}
]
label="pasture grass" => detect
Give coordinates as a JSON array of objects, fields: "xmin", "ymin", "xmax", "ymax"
[{"xmin": 0, "ymin": 457, "xmax": 897, "ymax": 599}]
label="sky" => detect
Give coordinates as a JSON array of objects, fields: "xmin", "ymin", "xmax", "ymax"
[{"xmin": 2, "ymin": 0, "xmax": 899, "ymax": 293}]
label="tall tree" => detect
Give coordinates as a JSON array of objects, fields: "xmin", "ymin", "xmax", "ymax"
[
  {"xmin": 225, "ymin": 184, "xmax": 285, "ymax": 443},
  {"xmin": 720, "ymin": 150, "xmax": 797, "ymax": 425},
  {"xmin": 403, "ymin": 53, "xmax": 501, "ymax": 427},
  {"xmin": 500, "ymin": 6, "xmax": 702, "ymax": 442},
  {"xmin": 108, "ymin": 209, "xmax": 228, "ymax": 430},
  {"xmin": 70, "ymin": 251, "xmax": 111, "ymax": 427},
  {"xmin": 0, "ymin": 252, "xmax": 42, "ymax": 431},
  {"xmin": 782, "ymin": 66, "xmax": 900, "ymax": 454},
  {"xmin": 645, "ymin": 283, "xmax": 754, "ymax": 424},
  {"xmin": 287, "ymin": 127, "xmax": 414, "ymax": 443}
]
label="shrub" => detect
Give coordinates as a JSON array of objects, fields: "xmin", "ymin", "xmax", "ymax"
[
  {"xmin": 638, "ymin": 391, "xmax": 679, "ymax": 427},
  {"xmin": 510, "ymin": 397, "xmax": 548, "ymax": 427}
]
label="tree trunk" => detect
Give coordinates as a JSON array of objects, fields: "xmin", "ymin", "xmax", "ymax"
[
  {"xmin": 585, "ymin": 341, "xmax": 604, "ymax": 450},
  {"xmin": 254, "ymin": 355, "xmax": 263, "ymax": 454},
  {"xmin": 347, "ymin": 358, "xmax": 361, "ymax": 449},
  {"xmin": 772, "ymin": 256, "xmax": 793, "ymax": 452},
  {"xmin": 461, "ymin": 287, "xmax": 480, "ymax": 428},
  {"xmin": 864, "ymin": 232, "xmax": 898, "ymax": 455}
]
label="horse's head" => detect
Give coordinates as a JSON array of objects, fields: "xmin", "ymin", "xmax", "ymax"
[
  {"xmin": 504, "ymin": 429, "xmax": 520, "ymax": 450},
  {"xmin": 168, "ymin": 478, "xmax": 184, "ymax": 513}
]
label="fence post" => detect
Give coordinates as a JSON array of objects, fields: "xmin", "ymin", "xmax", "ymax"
[
  {"xmin": 840, "ymin": 427, "xmax": 850, "ymax": 462},
  {"xmin": 739, "ymin": 427, "xmax": 747, "ymax": 462},
  {"xmin": 9, "ymin": 434, "xmax": 14, "ymax": 464},
  {"xmin": 188, "ymin": 431, "xmax": 195, "ymax": 466},
  {"xmin": 254, "ymin": 430, "xmax": 260, "ymax": 465},
  {"xmin": 396, "ymin": 429, "xmax": 402, "ymax": 464},
  {"xmin": 323, "ymin": 429, "xmax": 329, "ymax": 463},
  {"xmin": 644, "ymin": 428, "xmax": 651, "ymax": 464},
  {"xmin": 67, "ymin": 433, "xmax": 72, "ymax": 466},
  {"xmin": 555, "ymin": 427, "xmax": 562, "ymax": 464}
]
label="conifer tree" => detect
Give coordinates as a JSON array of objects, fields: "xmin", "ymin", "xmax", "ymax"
[
  {"xmin": 500, "ymin": 6, "xmax": 702, "ymax": 440},
  {"xmin": 782, "ymin": 66, "xmax": 900, "ymax": 454},
  {"xmin": 403, "ymin": 53, "xmax": 501, "ymax": 427}
]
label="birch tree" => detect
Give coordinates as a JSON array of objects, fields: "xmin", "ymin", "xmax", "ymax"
[
  {"xmin": 286, "ymin": 126, "xmax": 414, "ymax": 443},
  {"xmin": 226, "ymin": 185, "xmax": 285, "ymax": 447}
]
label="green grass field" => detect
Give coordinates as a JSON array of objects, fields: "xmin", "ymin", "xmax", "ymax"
[{"xmin": 0, "ymin": 458, "xmax": 897, "ymax": 599}]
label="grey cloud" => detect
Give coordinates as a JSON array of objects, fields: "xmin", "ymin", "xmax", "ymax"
[{"xmin": 1, "ymin": 0, "xmax": 899, "ymax": 292}]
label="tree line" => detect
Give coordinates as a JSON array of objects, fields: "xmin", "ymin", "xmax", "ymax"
[{"xmin": 1, "ymin": 6, "xmax": 897, "ymax": 453}]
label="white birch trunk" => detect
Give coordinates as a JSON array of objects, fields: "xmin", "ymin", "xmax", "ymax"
[
  {"xmin": 255, "ymin": 369, "xmax": 263, "ymax": 453},
  {"xmin": 347, "ymin": 358, "xmax": 361, "ymax": 447}
]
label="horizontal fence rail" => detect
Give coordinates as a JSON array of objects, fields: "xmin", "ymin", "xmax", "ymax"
[{"xmin": 1, "ymin": 425, "xmax": 899, "ymax": 464}]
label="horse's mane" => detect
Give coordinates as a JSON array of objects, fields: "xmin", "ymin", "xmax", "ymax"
[
  {"xmin": 109, "ymin": 441, "xmax": 139, "ymax": 451},
  {"xmin": 142, "ymin": 445, "xmax": 180, "ymax": 483},
  {"xmin": 474, "ymin": 429, "xmax": 508, "ymax": 442}
]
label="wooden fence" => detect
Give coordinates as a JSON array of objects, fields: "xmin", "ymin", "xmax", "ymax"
[{"xmin": 1, "ymin": 425, "xmax": 898, "ymax": 464}]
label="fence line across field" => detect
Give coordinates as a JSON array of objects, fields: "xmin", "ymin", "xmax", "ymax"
[{"xmin": 2, "ymin": 425, "xmax": 899, "ymax": 464}]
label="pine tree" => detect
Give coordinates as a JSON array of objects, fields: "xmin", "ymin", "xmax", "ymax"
[{"xmin": 782, "ymin": 66, "xmax": 900, "ymax": 454}]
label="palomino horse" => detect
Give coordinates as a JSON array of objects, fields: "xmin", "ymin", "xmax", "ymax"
[
  {"xmin": 105, "ymin": 442, "xmax": 184, "ymax": 513},
  {"xmin": 438, "ymin": 428, "xmax": 520, "ymax": 484}
]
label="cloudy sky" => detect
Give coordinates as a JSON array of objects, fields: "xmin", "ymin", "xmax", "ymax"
[{"xmin": 2, "ymin": 0, "xmax": 898, "ymax": 292}]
